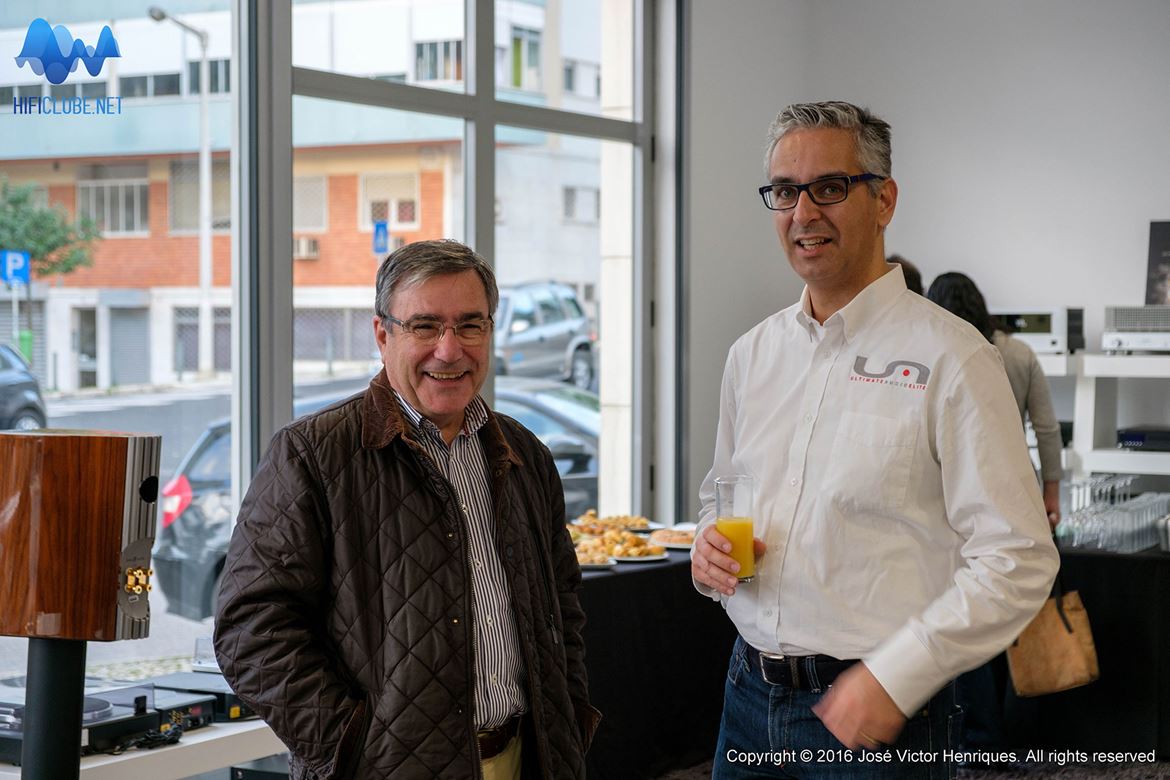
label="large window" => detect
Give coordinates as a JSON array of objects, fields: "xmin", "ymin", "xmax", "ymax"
[
  {"xmin": 0, "ymin": 0, "xmax": 652, "ymax": 699},
  {"xmin": 285, "ymin": 0, "xmax": 645, "ymax": 519},
  {"xmin": 285, "ymin": 0, "xmax": 645, "ymax": 518},
  {"xmin": 0, "ymin": 3, "xmax": 240, "ymax": 685}
]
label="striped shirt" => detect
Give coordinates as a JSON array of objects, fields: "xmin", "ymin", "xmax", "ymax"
[{"xmin": 395, "ymin": 392, "xmax": 528, "ymax": 729}]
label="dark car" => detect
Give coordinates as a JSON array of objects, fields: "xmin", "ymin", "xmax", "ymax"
[
  {"xmin": 495, "ymin": 281, "xmax": 597, "ymax": 390},
  {"xmin": 153, "ymin": 376, "xmax": 600, "ymax": 620},
  {"xmin": 0, "ymin": 344, "xmax": 47, "ymax": 430}
]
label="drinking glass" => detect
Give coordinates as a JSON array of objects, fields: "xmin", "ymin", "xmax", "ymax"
[{"xmin": 715, "ymin": 475, "xmax": 755, "ymax": 582}]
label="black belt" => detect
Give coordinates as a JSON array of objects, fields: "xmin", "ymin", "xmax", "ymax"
[
  {"xmin": 745, "ymin": 646, "xmax": 858, "ymax": 692},
  {"xmin": 477, "ymin": 714, "xmax": 522, "ymax": 760}
]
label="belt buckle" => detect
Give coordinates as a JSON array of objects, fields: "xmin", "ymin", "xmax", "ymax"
[{"xmin": 758, "ymin": 651, "xmax": 787, "ymax": 685}]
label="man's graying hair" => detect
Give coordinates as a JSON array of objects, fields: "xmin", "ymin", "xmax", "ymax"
[
  {"xmin": 374, "ymin": 239, "xmax": 499, "ymax": 319},
  {"xmin": 763, "ymin": 101, "xmax": 892, "ymax": 196}
]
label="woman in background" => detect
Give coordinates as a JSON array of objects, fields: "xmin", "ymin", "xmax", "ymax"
[{"xmin": 926, "ymin": 272, "xmax": 1062, "ymax": 525}]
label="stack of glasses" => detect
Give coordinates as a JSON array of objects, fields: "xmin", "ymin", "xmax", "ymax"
[{"xmin": 1056, "ymin": 475, "xmax": 1170, "ymax": 554}]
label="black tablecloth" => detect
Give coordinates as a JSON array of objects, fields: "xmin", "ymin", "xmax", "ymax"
[
  {"xmin": 579, "ymin": 547, "xmax": 1170, "ymax": 774},
  {"xmin": 579, "ymin": 550, "xmax": 737, "ymax": 779},
  {"xmin": 1006, "ymin": 548, "xmax": 1170, "ymax": 759}
]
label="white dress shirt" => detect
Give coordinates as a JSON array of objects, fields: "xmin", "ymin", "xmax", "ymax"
[{"xmin": 694, "ymin": 265, "xmax": 1059, "ymax": 716}]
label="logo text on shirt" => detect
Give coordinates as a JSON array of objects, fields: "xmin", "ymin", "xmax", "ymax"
[{"xmin": 850, "ymin": 356, "xmax": 930, "ymax": 390}]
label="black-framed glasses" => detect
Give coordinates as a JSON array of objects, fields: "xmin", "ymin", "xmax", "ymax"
[
  {"xmin": 383, "ymin": 314, "xmax": 494, "ymax": 345},
  {"xmin": 757, "ymin": 173, "xmax": 884, "ymax": 211}
]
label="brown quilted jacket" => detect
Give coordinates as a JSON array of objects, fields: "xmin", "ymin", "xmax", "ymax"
[{"xmin": 214, "ymin": 371, "xmax": 600, "ymax": 778}]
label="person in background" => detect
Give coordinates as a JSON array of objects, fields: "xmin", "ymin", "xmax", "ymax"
[
  {"xmin": 215, "ymin": 239, "xmax": 599, "ymax": 779},
  {"xmin": 887, "ymin": 254, "xmax": 923, "ymax": 295},
  {"xmin": 926, "ymin": 271, "xmax": 1062, "ymax": 525},
  {"xmin": 690, "ymin": 100, "xmax": 1058, "ymax": 778},
  {"xmin": 926, "ymin": 270, "xmax": 1063, "ymax": 759}
]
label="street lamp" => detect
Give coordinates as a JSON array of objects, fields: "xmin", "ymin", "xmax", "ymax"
[{"xmin": 150, "ymin": 5, "xmax": 214, "ymax": 379}]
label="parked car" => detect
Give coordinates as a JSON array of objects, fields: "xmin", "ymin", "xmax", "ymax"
[
  {"xmin": 0, "ymin": 344, "xmax": 46, "ymax": 430},
  {"xmin": 495, "ymin": 281, "xmax": 597, "ymax": 390},
  {"xmin": 492, "ymin": 377, "xmax": 599, "ymax": 520},
  {"xmin": 153, "ymin": 376, "xmax": 600, "ymax": 620}
]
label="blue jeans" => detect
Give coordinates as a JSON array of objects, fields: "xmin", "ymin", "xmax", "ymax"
[{"xmin": 713, "ymin": 637, "xmax": 962, "ymax": 779}]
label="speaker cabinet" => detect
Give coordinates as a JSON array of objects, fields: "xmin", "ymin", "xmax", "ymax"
[{"xmin": 0, "ymin": 431, "xmax": 161, "ymax": 641}]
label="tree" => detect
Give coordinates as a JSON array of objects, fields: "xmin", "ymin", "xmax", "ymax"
[{"xmin": 0, "ymin": 177, "xmax": 100, "ymax": 353}]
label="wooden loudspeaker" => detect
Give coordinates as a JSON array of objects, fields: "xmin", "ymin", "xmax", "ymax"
[{"xmin": 0, "ymin": 430, "xmax": 161, "ymax": 641}]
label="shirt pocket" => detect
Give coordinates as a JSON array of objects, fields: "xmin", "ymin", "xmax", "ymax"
[{"xmin": 824, "ymin": 411, "xmax": 919, "ymax": 515}]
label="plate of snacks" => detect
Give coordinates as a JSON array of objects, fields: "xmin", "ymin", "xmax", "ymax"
[
  {"xmin": 573, "ymin": 508, "xmax": 663, "ymax": 535},
  {"xmin": 575, "ymin": 545, "xmax": 617, "ymax": 569},
  {"xmin": 648, "ymin": 528, "xmax": 696, "ymax": 550},
  {"xmin": 612, "ymin": 552, "xmax": 670, "ymax": 563}
]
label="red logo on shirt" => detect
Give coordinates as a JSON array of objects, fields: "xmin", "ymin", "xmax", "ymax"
[{"xmin": 850, "ymin": 356, "xmax": 930, "ymax": 390}]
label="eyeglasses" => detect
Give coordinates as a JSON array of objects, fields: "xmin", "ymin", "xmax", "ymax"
[
  {"xmin": 383, "ymin": 314, "xmax": 494, "ymax": 346},
  {"xmin": 757, "ymin": 173, "xmax": 884, "ymax": 211}
]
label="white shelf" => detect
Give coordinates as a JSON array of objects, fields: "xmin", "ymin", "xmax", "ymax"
[
  {"xmin": 1081, "ymin": 353, "xmax": 1170, "ymax": 378},
  {"xmin": 1038, "ymin": 353, "xmax": 1078, "ymax": 377},
  {"xmin": 1081, "ymin": 449, "xmax": 1170, "ymax": 476},
  {"xmin": 0, "ymin": 719, "xmax": 285, "ymax": 780}
]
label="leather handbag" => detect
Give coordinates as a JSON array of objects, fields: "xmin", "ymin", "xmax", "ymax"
[{"xmin": 1006, "ymin": 574, "xmax": 1099, "ymax": 697}]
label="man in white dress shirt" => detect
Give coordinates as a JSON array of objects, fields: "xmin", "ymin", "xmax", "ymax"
[{"xmin": 691, "ymin": 101, "xmax": 1059, "ymax": 778}]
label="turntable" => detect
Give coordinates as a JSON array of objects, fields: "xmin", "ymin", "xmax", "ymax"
[{"xmin": 0, "ymin": 688, "xmax": 160, "ymax": 765}]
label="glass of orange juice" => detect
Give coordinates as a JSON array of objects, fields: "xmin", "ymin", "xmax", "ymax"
[{"xmin": 715, "ymin": 474, "xmax": 755, "ymax": 582}]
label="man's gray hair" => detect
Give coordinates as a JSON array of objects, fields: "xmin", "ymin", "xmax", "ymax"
[
  {"xmin": 763, "ymin": 101, "xmax": 892, "ymax": 196},
  {"xmin": 374, "ymin": 239, "xmax": 499, "ymax": 319}
]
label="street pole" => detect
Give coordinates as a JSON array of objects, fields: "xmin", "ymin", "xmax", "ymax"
[
  {"xmin": 150, "ymin": 6, "xmax": 214, "ymax": 380},
  {"xmin": 197, "ymin": 32, "xmax": 213, "ymax": 378}
]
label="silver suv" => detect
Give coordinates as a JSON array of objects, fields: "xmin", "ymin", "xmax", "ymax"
[{"xmin": 495, "ymin": 282, "xmax": 597, "ymax": 390}]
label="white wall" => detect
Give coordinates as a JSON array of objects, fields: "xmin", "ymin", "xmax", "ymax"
[
  {"xmin": 682, "ymin": 0, "xmax": 811, "ymax": 521},
  {"xmin": 681, "ymin": 0, "xmax": 1170, "ymax": 520}
]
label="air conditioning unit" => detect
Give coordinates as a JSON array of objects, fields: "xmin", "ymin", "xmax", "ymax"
[{"xmin": 293, "ymin": 236, "xmax": 320, "ymax": 259}]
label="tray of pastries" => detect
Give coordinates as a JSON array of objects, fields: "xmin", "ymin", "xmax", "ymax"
[
  {"xmin": 648, "ymin": 528, "xmax": 696, "ymax": 550},
  {"xmin": 576, "ymin": 529, "xmax": 667, "ymax": 563},
  {"xmin": 572, "ymin": 508, "xmax": 662, "ymax": 535}
]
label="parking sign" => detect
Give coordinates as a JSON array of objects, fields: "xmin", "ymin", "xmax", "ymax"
[
  {"xmin": 1, "ymin": 250, "xmax": 30, "ymax": 286},
  {"xmin": 373, "ymin": 221, "xmax": 389, "ymax": 255}
]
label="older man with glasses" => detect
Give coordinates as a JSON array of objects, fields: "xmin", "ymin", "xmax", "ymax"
[
  {"xmin": 215, "ymin": 239, "xmax": 600, "ymax": 779},
  {"xmin": 691, "ymin": 101, "xmax": 1058, "ymax": 778}
]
